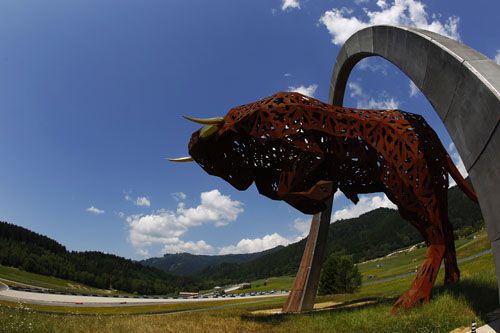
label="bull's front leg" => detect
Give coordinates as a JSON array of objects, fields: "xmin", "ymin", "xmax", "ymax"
[{"xmin": 277, "ymin": 167, "xmax": 335, "ymax": 215}]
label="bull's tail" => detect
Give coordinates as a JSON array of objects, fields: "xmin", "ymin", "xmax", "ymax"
[{"xmin": 446, "ymin": 154, "xmax": 478, "ymax": 203}]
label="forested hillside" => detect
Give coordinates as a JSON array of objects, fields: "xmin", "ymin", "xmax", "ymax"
[
  {"xmin": 141, "ymin": 246, "xmax": 283, "ymax": 276},
  {"xmin": 0, "ymin": 222, "xmax": 210, "ymax": 294},
  {"xmin": 0, "ymin": 182, "xmax": 483, "ymax": 292},
  {"xmin": 199, "ymin": 183, "xmax": 484, "ymax": 284}
]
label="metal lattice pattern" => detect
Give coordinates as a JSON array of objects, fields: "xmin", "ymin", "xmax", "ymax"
[{"xmin": 185, "ymin": 92, "xmax": 478, "ymax": 310}]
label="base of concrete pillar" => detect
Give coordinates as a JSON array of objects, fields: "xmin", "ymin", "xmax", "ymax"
[{"xmin": 490, "ymin": 239, "xmax": 500, "ymax": 303}]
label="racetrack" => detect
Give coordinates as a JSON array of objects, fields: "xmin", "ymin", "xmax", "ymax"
[{"xmin": 0, "ymin": 281, "xmax": 287, "ymax": 307}]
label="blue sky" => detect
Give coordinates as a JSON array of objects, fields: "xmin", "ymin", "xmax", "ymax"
[{"xmin": 0, "ymin": 0, "xmax": 498, "ymax": 259}]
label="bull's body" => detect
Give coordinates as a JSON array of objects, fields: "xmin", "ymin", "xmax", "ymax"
[{"xmin": 182, "ymin": 92, "xmax": 478, "ymax": 310}]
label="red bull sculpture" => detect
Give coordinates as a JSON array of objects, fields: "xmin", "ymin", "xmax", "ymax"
[{"xmin": 171, "ymin": 92, "xmax": 478, "ymax": 311}]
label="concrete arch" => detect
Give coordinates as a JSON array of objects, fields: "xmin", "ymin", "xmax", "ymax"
[{"xmin": 329, "ymin": 25, "xmax": 500, "ymax": 296}]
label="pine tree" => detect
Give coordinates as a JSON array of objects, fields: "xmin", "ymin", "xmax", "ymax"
[{"xmin": 318, "ymin": 255, "xmax": 362, "ymax": 295}]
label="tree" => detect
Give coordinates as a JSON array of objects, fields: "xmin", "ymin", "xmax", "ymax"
[{"xmin": 318, "ymin": 255, "xmax": 362, "ymax": 295}]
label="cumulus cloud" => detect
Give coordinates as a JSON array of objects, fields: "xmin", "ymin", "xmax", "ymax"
[
  {"xmin": 448, "ymin": 142, "xmax": 468, "ymax": 187},
  {"xmin": 348, "ymin": 82, "xmax": 364, "ymax": 98},
  {"xmin": 172, "ymin": 192, "xmax": 187, "ymax": 201},
  {"xmin": 357, "ymin": 96, "xmax": 399, "ymax": 109},
  {"xmin": 219, "ymin": 233, "xmax": 292, "ymax": 255},
  {"xmin": 357, "ymin": 58, "xmax": 389, "ymax": 75},
  {"xmin": 332, "ymin": 193, "xmax": 397, "ymax": 221},
  {"xmin": 163, "ymin": 240, "xmax": 214, "ymax": 255},
  {"xmin": 292, "ymin": 218, "xmax": 311, "ymax": 237},
  {"xmin": 409, "ymin": 80, "xmax": 419, "ymax": 97},
  {"xmin": 86, "ymin": 206, "xmax": 104, "ymax": 215},
  {"xmin": 345, "ymin": 81, "xmax": 400, "ymax": 110},
  {"xmin": 126, "ymin": 189, "xmax": 243, "ymax": 256},
  {"xmin": 135, "ymin": 196, "xmax": 151, "ymax": 207},
  {"xmin": 495, "ymin": 50, "xmax": 500, "ymax": 65},
  {"xmin": 176, "ymin": 190, "xmax": 244, "ymax": 227},
  {"xmin": 282, "ymin": 0, "xmax": 300, "ymax": 11},
  {"xmin": 319, "ymin": 0, "xmax": 460, "ymax": 45},
  {"xmin": 289, "ymin": 84, "xmax": 318, "ymax": 97}
]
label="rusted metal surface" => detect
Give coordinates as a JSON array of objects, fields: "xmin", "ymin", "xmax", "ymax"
[{"xmin": 181, "ymin": 91, "xmax": 478, "ymax": 311}]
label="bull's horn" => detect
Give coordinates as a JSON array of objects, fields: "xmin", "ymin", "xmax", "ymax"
[
  {"xmin": 183, "ymin": 115, "xmax": 224, "ymax": 125},
  {"xmin": 167, "ymin": 156, "xmax": 194, "ymax": 162}
]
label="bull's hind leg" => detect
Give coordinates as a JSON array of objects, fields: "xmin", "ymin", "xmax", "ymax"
[{"xmin": 392, "ymin": 224, "xmax": 446, "ymax": 312}]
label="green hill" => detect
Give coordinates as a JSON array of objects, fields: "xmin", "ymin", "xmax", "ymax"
[
  {"xmin": 0, "ymin": 221, "xmax": 209, "ymax": 295},
  {"xmin": 141, "ymin": 247, "xmax": 283, "ymax": 276},
  {"xmin": 198, "ymin": 183, "xmax": 484, "ymax": 284},
  {"xmin": 0, "ymin": 182, "xmax": 483, "ymax": 293}
]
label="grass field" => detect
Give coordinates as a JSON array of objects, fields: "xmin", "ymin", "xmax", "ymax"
[
  {"xmin": 0, "ymin": 252, "xmax": 496, "ymax": 332},
  {"xmin": 358, "ymin": 230, "xmax": 490, "ymax": 283},
  {"xmin": 0, "ymin": 265, "xmax": 130, "ymax": 296},
  {"xmin": 0, "ymin": 230, "xmax": 496, "ymax": 332}
]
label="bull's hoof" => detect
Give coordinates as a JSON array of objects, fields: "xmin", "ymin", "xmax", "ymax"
[
  {"xmin": 391, "ymin": 290, "xmax": 429, "ymax": 313},
  {"xmin": 444, "ymin": 272, "xmax": 460, "ymax": 285}
]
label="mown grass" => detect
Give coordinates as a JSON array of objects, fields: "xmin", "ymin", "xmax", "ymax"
[
  {"xmin": 0, "ymin": 296, "xmax": 286, "ymax": 316},
  {"xmin": 0, "ymin": 265, "xmax": 130, "ymax": 296},
  {"xmin": 357, "ymin": 230, "xmax": 490, "ymax": 283},
  {"xmin": 0, "ymin": 251, "xmax": 496, "ymax": 332},
  {"xmin": 239, "ymin": 276, "xmax": 295, "ymax": 293}
]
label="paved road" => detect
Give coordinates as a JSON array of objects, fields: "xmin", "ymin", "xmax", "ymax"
[{"xmin": 0, "ymin": 281, "xmax": 287, "ymax": 307}]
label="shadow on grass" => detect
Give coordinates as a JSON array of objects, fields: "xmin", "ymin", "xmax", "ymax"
[
  {"xmin": 433, "ymin": 278, "xmax": 498, "ymax": 321},
  {"xmin": 240, "ymin": 297, "xmax": 394, "ymax": 326}
]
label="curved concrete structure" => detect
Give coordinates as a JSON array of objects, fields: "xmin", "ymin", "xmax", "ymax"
[{"xmin": 329, "ymin": 25, "xmax": 500, "ymax": 297}]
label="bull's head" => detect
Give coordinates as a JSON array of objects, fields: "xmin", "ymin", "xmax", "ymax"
[
  {"xmin": 170, "ymin": 111, "xmax": 256, "ymax": 191},
  {"xmin": 170, "ymin": 92, "xmax": 336, "ymax": 214}
]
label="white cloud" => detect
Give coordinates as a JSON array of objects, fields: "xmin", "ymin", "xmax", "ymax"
[
  {"xmin": 332, "ymin": 193, "xmax": 397, "ymax": 221},
  {"xmin": 135, "ymin": 196, "xmax": 151, "ymax": 207},
  {"xmin": 86, "ymin": 206, "xmax": 104, "ymax": 215},
  {"xmin": 126, "ymin": 189, "xmax": 243, "ymax": 256},
  {"xmin": 163, "ymin": 240, "xmax": 214, "ymax": 255},
  {"xmin": 448, "ymin": 142, "xmax": 468, "ymax": 187},
  {"xmin": 357, "ymin": 96, "xmax": 399, "ymax": 109},
  {"xmin": 345, "ymin": 81, "xmax": 399, "ymax": 110},
  {"xmin": 172, "ymin": 192, "xmax": 187, "ymax": 201},
  {"xmin": 176, "ymin": 190, "xmax": 243, "ymax": 227},
  {"xmin": 292, "ymin": 218, "xmax": 311, "ymax": 237},
  {"xmin": 348, "ymin": 82, "xmax": 364, "ymax": 98},
  {"xmin": 319, "ymin": 0, "xmax": 460, "ymax": 45},
  {"xmin": 289, "ymin": 84, "xmax": 318, "ymax": 97},
  {"xmin": 219, "ymin": 233, "xmax": 292, "ymax": 255},
  {"xmin": 284, "ymin": 73, "xmax": 293, "ymax": 77},
  {"xmin": 494, "ymin": 50, "xmax": 500, "ymax": 65},
  {"xmin": 124, "ymin": 194, "xmax": 132, "ymax": 201},
  {"xmin": 409, "ymin": 80, "xmax": 419, "ymax": 97},
  {"xmin": 282, "ymin": 0, "xmax": 300, "ymax": 11},
  {"xmin": 355, "ymin": 0, "xmax": 369, "ymax": 4},
  {"xmin": 357, "ymin": 58, "xmax": 388, "ymax": 75}
]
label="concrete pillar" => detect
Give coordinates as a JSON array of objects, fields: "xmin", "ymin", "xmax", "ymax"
[{"xmin": 329, "ymin": 25, "xmax": 500, "ymax": 300}]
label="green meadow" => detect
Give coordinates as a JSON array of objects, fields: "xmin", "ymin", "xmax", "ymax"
[{"xmin": 0, "ymin": 230, "xmax": 495, "ymax": 332}]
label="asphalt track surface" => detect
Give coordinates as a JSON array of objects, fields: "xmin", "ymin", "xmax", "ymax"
[
  {"xmin": 0, "ymin": 282, "xmax": 287, "ymax": 307},
  {"xmin": 0, "ymin": 249, "xmax": 491, "ymax": 307}
]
